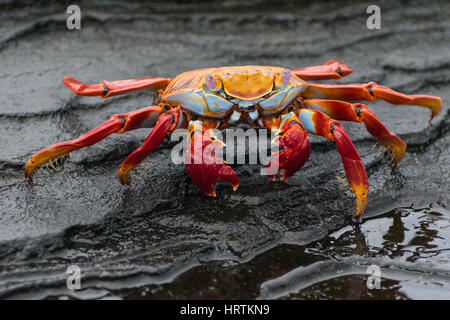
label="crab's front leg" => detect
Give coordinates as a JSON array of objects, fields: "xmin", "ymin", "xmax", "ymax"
[
  {"xmin": 260, "ymin": 112, "xmax": 311, "ymax": 181},
  {"xmin": 185, "ymin": 120, "xmax": 239, "ymax": 196},
  {"xmin": 295, "ymin": 109, "xmax": 369, "ymax": 218}
]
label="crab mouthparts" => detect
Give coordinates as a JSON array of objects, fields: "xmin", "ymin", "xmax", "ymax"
[{"xmin": 230, "ymin": 98, "xmax": 261, "ymax": 110}]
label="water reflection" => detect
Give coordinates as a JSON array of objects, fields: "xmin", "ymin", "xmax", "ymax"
[
  {"xmin": 273, "ymin": 204, "xmax": 450, "ymax": 299},
  {"xmin": 117, "ymin": 204, "xmax": 450, "ymax": 299}
]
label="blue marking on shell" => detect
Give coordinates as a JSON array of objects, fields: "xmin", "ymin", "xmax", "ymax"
[
  {"xmin": 298, "ymin": 109, "xmax": 317, "ymax": 134},
  {"xmin": 259, "ymin": 85, "xmax": 305, "ymax": 111},
  {"xmin": 282, "ymin": 85, "xmax": 305, "ymax": 108},
  {"xmin": 259, "ymin": 91, "xmax": 288, "ymax": 110},
  {"xmin": 231, "ymin": 110, "xmax": 241, "ymax": 121},
  {"xmin": 176, "ymin": 108, "xmax": 184, "ymax": 128},
  {"xmin": 163, "ymin": 90, "xmax": 233, "ymax": 118},
  {"xmin": 204, "ymin": 94, "xmax": 234, "ymax": 112},
  {"xmin": 164, "ymin": 81, "xmax": 306, "ymax": 119},
  {"xmin": 248, "ymin": 110, "xmax": 259, "ymax": 121},
  {"xmin": 163, "ymin": 91, "xmax": 206, "ymax": 115}
]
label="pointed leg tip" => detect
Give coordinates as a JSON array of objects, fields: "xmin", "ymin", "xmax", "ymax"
[
  {"xmin": 120, "ymin": 179, "xmax": 131, "ymax": 187},
  {"xmin": 389, "ymin": 155, "xmax": 403, "ymax": 166},
  {"xmin": 118, "ymin": 172, "xmax": 131, "ymax": 186},
  {"xmin": 429, "ymin": 110, "xmax": 439, "ymax": 123},
  {"xmin": 325, "ymin": 60, "xmax": 353, "ymax": 76},
  {"xmin": 343, "ymin": 67, "xmax": 354, "ymax": 76},
  {"xmin": 354, "ymin": 194, "xmax": 368, "ymax": 220},
  {"xmin": 62, "ymin": 76, "xmax": 79, "ymax": 88},
  {"xmin": 24, "ymin": 161, "xmax": 36, "ymax": 181},
  {"xmin": 379, "ymin": 136, "xmax": 406, "ymax": 165},
  {"xmin": 388, "ymin": 147, "xmax": 405, "ymax": 165},
  {"xmin": 122, "ymin": 180, "xmax": 132, "ymax": 187},
  {"xmin": 218, "ymin": 165, "xmax": 239, "ymax": 192},
  {"xmin": 119, "ymin": 165, "xmax": 136, "ymax": 186},
  {"xmin": 280, "ymin": 170, "xmax": 293, "ymax": 181}
]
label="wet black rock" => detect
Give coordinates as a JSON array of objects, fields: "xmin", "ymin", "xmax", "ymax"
[{"xmin": 0, "ymin": 0, "xmax": 449, "ymax": 299}]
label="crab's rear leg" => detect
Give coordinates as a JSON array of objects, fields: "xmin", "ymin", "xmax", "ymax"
[
  {"xmin": 291, "ymin": 60, "xmax": 353, "ymax": 80},
  {"xmin": 185, "ymin": 120, "xmax": 239, "ymax": 196},
  {"xmin": 63, "ymin": 76, "xmax": 172, "ymax": 98},
  {"xmin": 301, "ymin": 99, "xmax": 406, "ymax": 164},
  {"xmin": 295, "ymin": 109, "xmax": 369, "ymax": 218},
  {"xmin": 25, "ymin": 105, "xmax": 166, "ymax": 180},
  {"xmin": 302, "ymin": 82, "xmax": 442, "ymax": 121}
]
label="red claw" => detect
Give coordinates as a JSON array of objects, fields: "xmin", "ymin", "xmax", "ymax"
[
  {"xmin": 185, "ymin": 130, "xmax": 239, "ymax": 196},
  {"xmin": 267, "ymin": 120, "xmax": 311, "ymax": 181}
]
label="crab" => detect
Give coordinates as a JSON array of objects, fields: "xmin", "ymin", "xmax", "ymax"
[{"xmin": 24, "ymin": 61, "xmax": 442, "ymax": 218}]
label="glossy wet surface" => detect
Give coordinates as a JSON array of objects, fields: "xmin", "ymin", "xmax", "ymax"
[{"xmin": 0, "ymin": 0, "xmax": 449, "ymax": 299}]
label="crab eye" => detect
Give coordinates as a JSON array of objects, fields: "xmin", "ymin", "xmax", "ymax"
[
  {"xmin": 205, "ymin": 74, "xmax": 217, "ymax": 89},
  {"xmin": 282, "ymin": 69, "xmax": 291, "ymax": 84}
]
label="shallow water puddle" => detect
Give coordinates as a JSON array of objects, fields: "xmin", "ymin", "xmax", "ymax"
[
  {"xmin": 259, "ymin": 204, "xmax": 450, "ymax": 299},
  {"xmin": 101, "ymin": 204, "xmax": 450, "ymax": 300}
]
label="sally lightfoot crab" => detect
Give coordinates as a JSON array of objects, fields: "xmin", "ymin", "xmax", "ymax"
[{"xmin": 24, "ymin": 61, "xmax": 442, "ymax": 218}]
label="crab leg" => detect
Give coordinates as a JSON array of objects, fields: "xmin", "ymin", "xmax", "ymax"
[
  {"xmin": 295, "ymin": 109, "xmax": 369, "ymax": 218},
  {"xmin": 185, "ymin": 120, "xmax": 239, "ymax": 196},
  {"xmin": 118, "ymin": 107, "xmax": 184, "ymax": 185},
  {"xmin": 291, "ymin": 60, "xmax": 353, "ymax": 80},
  {"xmin": 301, "ymin": 99, "xmax": 406, "ymax": 163},
  {"xmin": 302, "ymin": 82, "xmax": 442, "ymax": 121},
  {"xmin": 63, "ymin": 76, "xmax": 172, "ymax": 98},
  {"xmin": 24, "ymin": 106, "xmax": 165, "ymax": 180},
  {"xmin": 261, "ymin": 112, "xmax": 311, "ymax": 181}
]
